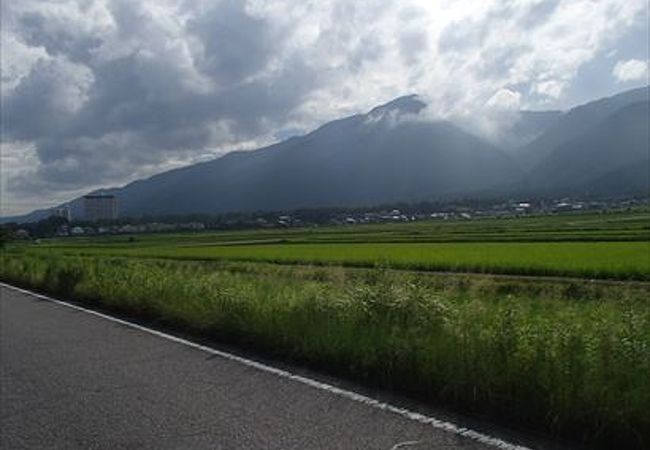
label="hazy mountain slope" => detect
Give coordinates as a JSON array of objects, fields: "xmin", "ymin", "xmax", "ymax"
[
  {"xmin": 519, "ymin": 86, "xmax": 649, "ymax": 168},
  {"xmin": 505, "ymin": 110, "xmax": 562, "ymax": 148},
  {"xmin": 453, "ymin": 109, "xmax": 561, "ymax": 152},
  {"xmin": 528, "ymin": 101, "xmax": 649, "ymax": 195},
  {"xmin": 105, "ymin": 96, "xmax": 516, "ymax": 216},
  {"xmin": 581, "ymin": 162, "xmax": 649, "ymax": 196}
]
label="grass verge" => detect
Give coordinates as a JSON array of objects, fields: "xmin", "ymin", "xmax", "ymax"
[{"xmin": 1, "ymin": 253, "xmax": 649, "ymax": 448}]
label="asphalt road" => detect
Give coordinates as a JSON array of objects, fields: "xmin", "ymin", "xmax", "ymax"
[{"xmin": 1, "ymin": 285, "xmax": 530, "ymax": 450}]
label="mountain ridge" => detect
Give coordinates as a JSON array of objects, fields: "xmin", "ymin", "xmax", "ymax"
[
  {"xmin": 517, "ymin": 86, "xmax": 649, "ymax": 168},
  {"xmin": 4, "ymin": 86, "xmax": 648, "ymax": 223}
]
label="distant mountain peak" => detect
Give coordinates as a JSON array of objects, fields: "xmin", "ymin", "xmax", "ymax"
[{"xmin": 368, "ymin": 94, "xmax": 426, "ymax": 116}]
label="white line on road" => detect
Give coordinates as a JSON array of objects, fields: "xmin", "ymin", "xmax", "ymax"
[
  {"xmin": 1, "ymin": 282, "xmax": 532, "ymax": 450},
  {"xmin": 390, "ymin": 440, "xmax": 421, "ymax": 449}
]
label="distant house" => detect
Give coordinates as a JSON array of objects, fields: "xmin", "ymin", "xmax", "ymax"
[
  {"xmin": 14, "ymin": 229, "xmax": 30, "ymax": 239},
  {"xmin": 178, "ymin": 222, "xmax": 205, "ymax": 231},
  {"xmin": 55, "ymin": 225, "xmax": 70, "ymax": 237},
  {"xmin": 119, "ymin": 224, "xmax": 146, "ymax": 233},
  {"xmin": 277, "ymin": 215, "xmax": 292, "ymax": 227},
  {"xmin": 554, "ymin": 202, "xmax": 573, "ymax": 212}
]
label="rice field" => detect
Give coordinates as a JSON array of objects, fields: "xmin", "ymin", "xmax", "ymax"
[
  {"xmin": 30, "ymin": 240, "xmax": 650, "ymax": 281},
  {"xmin": 20, "ymin": 209, "xmax": 650, "ymax": 280}
]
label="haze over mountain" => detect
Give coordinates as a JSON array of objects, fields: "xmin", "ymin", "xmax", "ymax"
[
  {"xmin": 497, "ymin": 110, "xmax": 563, "ymax": 150},
  {"xmin": 518, "ymin": 86, "xmax": 649, "ymax": 168},
  {"xmin": 126, "ymin": 96, "xmax": 517, "ymax": 215},
  {"xmin": 5, "ymin": 85, "xmax": 647, "ymax": 224},
  {"xmin": 455, "ymin": 109, "xmax": 563, "ymax": 152},
  {"xmin": 528, "ymin": 99, "xmax": 649, "ymax": 195}
]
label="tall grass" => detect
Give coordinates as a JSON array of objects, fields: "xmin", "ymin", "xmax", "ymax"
[{"xmin": 1, "ymin": 253, "xmax": 649, "ymax": 448}]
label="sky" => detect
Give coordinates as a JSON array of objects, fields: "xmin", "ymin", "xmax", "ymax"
[{"xmin": 1, "ymin": 0, "xmax": 648, "ymax": 216}]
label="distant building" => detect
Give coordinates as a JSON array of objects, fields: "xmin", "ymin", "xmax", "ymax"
[
  {"xmin": 51, "ymin": 204, "xmax": 71, "ymax": 221},
  {"xmin": 84, "ymin": 195, "xmax": 118, "ymax": 221},
  {"xmin": 14, "ymin": 229, "xmax": 30, "ymax": 239},
  {"xmin": 55, "ymin": 225, "xmax": 70, "ymax": 236},
  {"xmin": 178, "ymin": 222, "xmax": 205, "ymax": 231},
  {"xmin": 70, "ymin": 226, "xmax": 85, "ymax": 235}
]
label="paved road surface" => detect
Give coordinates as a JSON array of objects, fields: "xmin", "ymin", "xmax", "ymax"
[{"xmin": 1, "ymin": 285, "xmax": 530, "ymax": 450}]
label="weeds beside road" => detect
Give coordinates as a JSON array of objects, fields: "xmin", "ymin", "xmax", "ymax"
[{"xmin": 2, "ymin": 253, "xmax": 648, "ymax": 449}]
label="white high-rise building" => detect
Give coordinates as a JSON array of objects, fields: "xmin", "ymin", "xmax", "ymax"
[{"xmin": 84, "ymin": 195, "xmax": 118, "ymax": 221}]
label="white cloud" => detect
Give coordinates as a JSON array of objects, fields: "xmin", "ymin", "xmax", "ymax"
[
  {"xmin": 532, "ymin": 79, "xmax": 566, "ymax": 101},
  {"xmin": 613, "ymin": 59, "xmax": 649, "ymax": 83},
  {"xmin": 485, "ymin": 88, "xmax": 522, "ymax": 111},
  {"xmin": 0, "ymin": 33, "xmax": 49, "ymax": 96}
]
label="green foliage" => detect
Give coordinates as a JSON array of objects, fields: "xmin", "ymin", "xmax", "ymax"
[
  {"xmin": 0, "ymin": 227, "xmax": 9, "ymax": 248},
  {"xmin": 1, "ymin": 253, "xmax": 649, "ymax": 448},
  {"xmin": 19, "ymin": 209, "xmax": 650, "ymax": 280},
  {"xmin": 25, "ymin": 215, "xmax": 69, "ymax": 237}
]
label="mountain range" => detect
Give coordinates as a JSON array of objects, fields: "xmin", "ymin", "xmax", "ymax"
[{"xmin": 6, "ymin": 86, "xmax": 649, "ymax": 222}]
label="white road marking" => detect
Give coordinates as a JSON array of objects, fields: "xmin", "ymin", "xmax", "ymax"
[
  {"xmin": 390, "ymin": 440, "xmax": 421, "ymax": 449},
  {"xmin": 1, "ymin": 282, "xmax": 532, "ymax": 450}
]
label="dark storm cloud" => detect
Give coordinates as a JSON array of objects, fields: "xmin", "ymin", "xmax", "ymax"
[
  {"xmin": 16, "ymin": 12, "xmax": 103, "ymax": 63},
  {"xmin": 3, "ymin": 0, "xmax": 318, "ymax": 196},
  {"xmin": 3, "ymin": 58, "xmax": 92, "ymax": 141},
  {"xmin": 188, "ymin": 0, "xmax": 278, "ymax": 84}
]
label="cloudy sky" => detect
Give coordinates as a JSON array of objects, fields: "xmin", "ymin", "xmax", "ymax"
[{"xmin": 1, "ymin": 0, "xmax": 648, "ymax": 216}]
